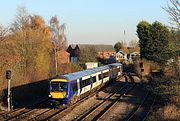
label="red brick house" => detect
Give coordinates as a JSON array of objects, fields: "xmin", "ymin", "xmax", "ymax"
[
  {"xmin": 97, "ymin": 51, "xmax": 116, "ymax": 59},
  {"xmin": 67, "ymin": 44, "xmax": 116, "ymax": 64},
  {"xmin": 57, "ymin": 49, "xmax": 70, "ymax": 64}
]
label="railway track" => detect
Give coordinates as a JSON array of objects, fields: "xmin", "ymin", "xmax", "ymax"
[
  {"xmin": 72, "ymin": 83, "xmax": 136, "ymax": 121},
  {"xmin": 0, "ymin": 99, "xmax": 48, "ymax": 121},
  {"xmin": 6, "ymin": 76, "xmax": 122, "ymax": 121},
  {"xmin": 125, "ymin": 92, "xmax": 156, "ymax": 121},
  {"xmin": 1, "ymin": 74, "xmax": 143, "ymax": 121}
]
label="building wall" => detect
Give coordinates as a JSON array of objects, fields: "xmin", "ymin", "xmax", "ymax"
[
  {"xmin": 57, "ymin": 49, "xmax": 70, "ymax": 64},
  {"xmin": 98, "ymin": 51, "xmax": 116, "ymax": 59}
]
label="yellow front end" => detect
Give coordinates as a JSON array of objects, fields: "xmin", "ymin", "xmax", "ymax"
[
  {"xmin": 50, "ymin": 79, "xmax": 68, "ymax": 99},
  {"xmin": 50, "ymin": 92, "xmax": 66, "ymax": 99}
]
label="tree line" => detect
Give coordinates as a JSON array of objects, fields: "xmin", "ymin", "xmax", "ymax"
[
  {"xmin": 137, "ymin": 0, "xmax": 179, "ymax": 75},
  {"xmin": 0, "ymin": 6, "xmax": 67, "ymax": 88}
]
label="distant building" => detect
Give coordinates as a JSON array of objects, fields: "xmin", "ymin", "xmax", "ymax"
[
  {"xmin": 85, "ymin": 62, "xmax": 98, "ymax": 69},
  {"xmin": 67, "ymin": 44, "xmax": 116, "ymax": 64},
  {"xmin": 66, "ymin": 45, "xmax": 80, "ymax": 63},
  {"xmin": 130, "ymin": 52, "xmax": 140, "ymax": 60},
  {"xmin": 98, "ymin": 51, "xmax": 116, "ymax": 59},
  {"xmin": 116, "ymin": 51, "xmax": 125, "ymax": 62}
]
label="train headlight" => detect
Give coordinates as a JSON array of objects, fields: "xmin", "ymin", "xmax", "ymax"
[{"xmin": 48, "ymin": 94, "xmax": 52, "ymax": 98}]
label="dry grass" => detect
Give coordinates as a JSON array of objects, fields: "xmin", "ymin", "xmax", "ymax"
[
  {"xmin": 148, "ymin": 104, "xmax": 180, "ymax": 121},
  {"xmin": 163, "ymin": 104, "xmax": 180, "ymax": 120}
]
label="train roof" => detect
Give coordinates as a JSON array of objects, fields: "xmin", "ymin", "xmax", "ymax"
[
  {"xmin": 108, "ymin": 63, "xmax": 122, "ymax": 67},
  {"xmin": 59, "ymin": 65, "xmax": 110, "ymax": 81},
  {"xmin": 91, "ymin": 65, "xmax": 109, "ymax": 72}
]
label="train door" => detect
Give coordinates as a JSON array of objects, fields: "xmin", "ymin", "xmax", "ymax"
[
  {"xmin": 79, "ymin": 78, "xmax": 82, "ymax": 94},
  {"xmin": 90, "ymin": 76, "xmax": 93, "ymax": 89},
  {"xmin": 100, "ymin": 71, "xmax": 103, "ymax": 86},
  {"xmin": 77, "ymin": 78, "xmax": 81, "ymax": 96},
  {"xmin": 81, "ymin": 76, "xmax": 91, "ymax": 94}
]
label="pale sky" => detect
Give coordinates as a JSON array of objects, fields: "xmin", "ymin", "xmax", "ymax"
[{"xmin": 0, "ymin": 0, "xmax": 169, "ymax": 45}]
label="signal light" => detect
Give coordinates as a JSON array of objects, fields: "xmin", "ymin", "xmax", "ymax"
[
  {"xmin": 141, "ymin": 68, "xmax": 144, "ymax": 72},
  {"xmin": 139, "ymin": 62, "xmax": 143, "ymax": 68},
  {"xmin": 6, "ymin": 70, "xmax": 11, "ymax": 79}
]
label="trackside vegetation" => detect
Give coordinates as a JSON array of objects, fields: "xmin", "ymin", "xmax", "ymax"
[{"xmin": 136, "ymin": 1, "xmax": 180, "ymax": 120}]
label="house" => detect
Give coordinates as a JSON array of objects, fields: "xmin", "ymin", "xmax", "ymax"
[
  {"xmin": 98, "ymin": 51, "xmax": 116, "ymax": 59},
  {"xmin": 94, "ymin": 45, "xmax": 116, "ymax": 59},
  {"xmin": 66, "ymin": 45, "xmax": 80, "ymax": 63},
  {"xmin": 66, "ymin": 44, "xmax": 116, "ymax": 64},
  {"xmin": 57, "ymin": 49, "xmax": 70, "ymax": 64},
  {"xmin": 116, "ymin": 51, "xmax": 125, "ymax": 62},
  {"xmin": 85, "ymin": 62, "xmax": 98, "ymax": 69}
]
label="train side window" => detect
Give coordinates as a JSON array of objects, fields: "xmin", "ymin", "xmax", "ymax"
[
  {"xmin": 98, "ymin": 74, "xmax": 103, "ymax": 80},
  {"xmin": 72, "ymin": 82, "xmax": 77, "ymax": 92},
  {"xmin": 115, "ymin": 68, "xmax": 119, "ymax": 74},
  {"xmin": 110, "ymin": 69, "xmax": 113, "ymax": 75},
  {"xmin": 80, "ymin": 78, "xmax": 91, "ymax": 88},
  {"xmin": 80, "ymin": 80, "xmax": 84, "ymax": 88},
  {"xmin": 85, "ymin": 78, "xmax": 91, "ymax": 86},
  {"xmin": 103, "ymin": 71, "xmax": 109, "ymax": 78},
  {"xmin": 117, "ymin": 68, "xmax": 120, "ymax": 73},
  {"xmin": 92, "ymin": 76, "xmax": 96, "ymax": 83}
]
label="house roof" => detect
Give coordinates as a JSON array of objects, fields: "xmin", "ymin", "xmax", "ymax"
[
  {"xmin": 117, "ymin": 51, "xmax": 125, "ymax": 55},
  {"xmin": 69, "ymin": 44, "xmax": 115, "ymax": 52}
]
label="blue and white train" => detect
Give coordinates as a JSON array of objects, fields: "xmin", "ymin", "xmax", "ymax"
[{"xmin": 48, "ymin": 63, "xmax": 123, "ymax": 105}]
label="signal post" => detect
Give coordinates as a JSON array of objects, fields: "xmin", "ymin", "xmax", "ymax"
[{"xmin": 6, "ymin": 70, "xmax": 12, "ymax": 112}]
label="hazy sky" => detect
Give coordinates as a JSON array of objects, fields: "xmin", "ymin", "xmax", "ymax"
[{"xmin": 0, "ymin": 0, "xmax": 169, "ymax": 45}]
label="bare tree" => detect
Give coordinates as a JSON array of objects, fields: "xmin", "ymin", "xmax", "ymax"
[
  {"xmin": 50, "ymin": 16, "xmax": 67, "ymax": 49},
  {"xmin": 11, "ymin": 6, "xmax": 30, "ymax": 32},
  {"xmin": 0, "ymin": 25, "xmax": 8, "ymax": 41},
  {"xmin": 50, "ymin": 16, "xmax": 67, "ymax": 75},
  {"xmin": 164, "ymin": 0, "xmax": 180, "ymax": 29}
]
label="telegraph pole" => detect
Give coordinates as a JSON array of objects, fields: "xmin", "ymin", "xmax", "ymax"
[
  {"xmin": 123, "ymin": 30, "xmax": 125, "ymax": 52},
  {"xmin": 53, "ymin": 43, "xmax": 58, "ymax": 76},
  {"xmin": 6, "ymin": 70, "xmax": 12, "ymax": 112}
]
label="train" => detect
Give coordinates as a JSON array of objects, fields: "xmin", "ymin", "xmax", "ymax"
[{"xmin": 48, "ymin": 63, "xmax": 123, "ymax": 105}]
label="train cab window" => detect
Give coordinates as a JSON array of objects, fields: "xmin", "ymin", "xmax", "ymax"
[
  {"xmin": 92, "ymin": 76, "xmax": 96, "ymax": 83},
  {"xmin": 50, "ymin": 82, "xmax": 67, "ymax": 92}
]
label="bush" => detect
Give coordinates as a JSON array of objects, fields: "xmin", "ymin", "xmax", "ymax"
[
  {"xmin": 71, "ymin": 63, "xmax": 84, "ymax": 72},
  {"xmin": 146, "ymin": 75, "xmax": 180, "ymax": 121}
]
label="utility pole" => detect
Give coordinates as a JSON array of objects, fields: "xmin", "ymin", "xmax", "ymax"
[
  {"xmin": 54, "ymin": 46, "xmax": 58, "ymax": 76},
  {"xmin": 6, "ymin": 70, "xmax": 12, "ymax": 112},
  {"xmin": 53, "ymin": 42, "xmax": 58, "ymax": 76},
  {"xmin": 123, "ymin": 30, "xmax": 125, "ymax": 52}
]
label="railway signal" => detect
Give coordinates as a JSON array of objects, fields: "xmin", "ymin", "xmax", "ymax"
[
  {"xmin": 139, "ymin": 62, "xmax": 143, "ymax": 83},
  {"xmin": 6, "ymin": 70, "xmax": 11, "ymax": 79},
  {"xmin": 139, "ymin": 62, "xmax": 143, "ymax": 68},
  {"xmin": 6, "ymin": 70, "xmax": 12, "ymax": 112}
]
